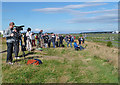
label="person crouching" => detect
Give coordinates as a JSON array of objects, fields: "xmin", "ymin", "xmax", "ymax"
[{"xmin": 74, "ymin": 41, "xmax": 84, "ymax": 51}]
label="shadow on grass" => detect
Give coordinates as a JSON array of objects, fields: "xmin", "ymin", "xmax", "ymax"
[
  {"xmin": 0, "ymin": 50, "xmax": 7, "ymax": 53},
  {"xmin": 13, "ymin": 50, "xmax": 42, "ymax": 63},
  {"xmin": 13, "ymin": 55, "xmax": 41, "ymax": 63}
]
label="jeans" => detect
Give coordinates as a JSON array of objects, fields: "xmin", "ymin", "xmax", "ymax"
[
  {"xmin": 24, "ymin": 40, "xmax": 27, "ymax": 47},
  {"xmin": 79, "ymin": 46, "xmax": 84, "ymax": 50},
  {"xmin": 14, "ymin": 41, "xmax": 19, "ymax": 57},
  {"xmin": 6, "ymin": 43, "xmax": 13, "ymax": 62},
  {"xmin": 52, "ymin": 41, "xmax": 55, "ymax": 48},
  {"xmin": 65, "ymin": 39, "xmax": 67, "ymax": 43},
  {"xmin": 59, "ymin": 41, "xmax": 63, "ymax": 47},
  {"xmin": 55, "ymin": 41, "xmax": 59, "ymax": 47},
  {"xmin": 27, "ymin": 39, "xmax": 32, "ymax": 51},
  {"xmin": 32, "ymin": 40, "xmax": 36, "ymax": 46},
  {"xmin": 40, "ymin": 39, "xmax": 44, "ymax": 48},
  {"xmin": 67, "ymin": 42, "xmax": 72, "ymax": 48},
  {"xmin": 48, "ymin": 40, "xmax": 51, "ymax": 48},
  {"xmin": 75, "ymin": 46, "xmax": 84, "ymax": 51}
]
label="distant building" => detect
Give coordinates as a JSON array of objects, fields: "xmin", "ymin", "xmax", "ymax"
[
  {"xmin": 0, "ymin": 30, "xmax": 3, "ymax": 35},
  {"xmin": 112, "ymin": 30, "xmax": 119, "ymax": 34}
]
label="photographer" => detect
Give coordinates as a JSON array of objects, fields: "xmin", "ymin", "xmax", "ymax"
[
  {"xmin": 4, "ymin": 22, "xmax": 15, "ymax": 64},
  {"xmin": 13, "ymin": 28, "xmax": 21, "ymax": 59}
]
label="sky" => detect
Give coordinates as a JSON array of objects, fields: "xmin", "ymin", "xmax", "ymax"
[{"xmin": 1, "ymin": 2, "xmax": 118, "ymax": 33}]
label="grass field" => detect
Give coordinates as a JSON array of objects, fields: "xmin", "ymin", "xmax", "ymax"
[
  {"xmin": 69, "ymin": 33, "xmax": 119, "ymax": 48},
  {"xmin": 1, "ymin": 37, "xmax": 118, "ymax": 83}
]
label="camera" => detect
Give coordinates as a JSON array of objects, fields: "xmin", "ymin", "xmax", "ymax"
[
  {"xmin": 13, "ymin": 25, "xmax": 25, "ymax": 41},
  {"xmin": 14, "ymin": 25, "xmax": 24, "ymax": 32}
]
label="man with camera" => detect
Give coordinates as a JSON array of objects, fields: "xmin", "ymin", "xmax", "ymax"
[
  {"xmin": 4, "ymin": 22, "xmax": 15, "ymax": 64},
  {"xmin": 12, "ymin": 28, "xmax": 21, "ymax": 59}
]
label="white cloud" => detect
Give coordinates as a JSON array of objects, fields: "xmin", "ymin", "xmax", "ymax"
[
  {"xmin": 32, "ymin": 3, "xmax": 117, "ymax": 17},
  {"xmin": 32, "ymin": 3, "xmax": 118, "ymax": 24},
  {"xmin": 34, "ymin": 28, "xmax": 41, "ymax": 31},
  {"xmin": 33, "ymin": 8, "xmax": 64, "ymax": 13},
  {"xmin": 68, "ymin": 14, "xmax": 118, "ymax": 23},
  {"xmin": 64, "ymin": 3, "xmax": 107, "ymax": 9},
  {"xmin": 79, "ymin": 9, "xmax": 118, "ymax": 14},
  {"xmin": 32, "ymin": 3, "xmax": 108, "ymax": 13}
]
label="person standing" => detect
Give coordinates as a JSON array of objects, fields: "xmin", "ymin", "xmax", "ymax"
[
  {"xmin": 12, "ymin": 28, "xmax": 21, "ymax": 59},
  {"xmin": 51, "ymin": 34, "xmax": 56, "ymax": 48},
  {"xmin": 24, "ymin": 33, "xmax": 27, "ymax": 47},
  {"xmin": 67, "ymin": 35, "xmax": 72, "ymax": 48},
  {"xmin": 82, "ymin": 36, "xmax": 85, "ymax": 44},
  {"xmin": 4, "ymin": 22, "xmax": 15, "ymax": 64},
  {"xmin": 36, "ymin": 34, "xmax": 40, "ymax": 48},
  {"xmin": 31, "ymin": 32, "xmax": 36, "ymax": 47},
  {"xmin": 78, "ymin": 37, "xmax": 82, "ymax": 45},
  {"xmin": 43, "ymin": 33, "xmax": 49, "ymax": 48},
  {"xmin": 48, "ymin": 34, "xmax": 52, "ymax": 48},
  {"xmin": 55, "ymin": 34, "xmax": 59, "ymax": 47},
  {"xmin": 26, "ymin": 28, "xmax": 32, "ymax": 51},
  {"xmin": 64, "ymin": 35, "xmax": 68, "ymax": 43},
  {"xmin": 38, "ymin": 30, "xmax": 44, "ymax": 48},
  {"xmin": 59, "ymin": 35, "xmax": 64, "ymax": 47}
]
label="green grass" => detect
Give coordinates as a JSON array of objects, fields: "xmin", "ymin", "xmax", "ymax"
[
  {"xmin": 2, "ymin": 55, "xmax": 118, "ymax": 83},
  {"xmin": 1, "ymin": 38, "xmax": 118, "ymax": 83}
]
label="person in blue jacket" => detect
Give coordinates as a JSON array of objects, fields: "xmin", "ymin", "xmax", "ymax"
[{"xmin": 74, "ymin": 41, "xmax": 84, "ymax": 51}]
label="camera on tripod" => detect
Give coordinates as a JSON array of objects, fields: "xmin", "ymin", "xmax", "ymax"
[
  {"xmin": 14, "ymin": 25, "xmax": 24, "ymax": 32},
  {"xmin": 13, "ymin": 25, "xmax": 26, "ymax": 58},
  {"xmin": 13, "ymin": 25, "xmax": 24, "ymax": 40}
]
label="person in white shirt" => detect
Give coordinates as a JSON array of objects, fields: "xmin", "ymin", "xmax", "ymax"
[{"xmin": 26, "ymin": 28, "xmax": 32, "ymax": 51}]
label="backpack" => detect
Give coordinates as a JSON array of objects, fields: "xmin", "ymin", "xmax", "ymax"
[
  {"xmin": 27, "ymin": 59, "xmax": 42, "ymax": 65},
  {"xmin": 34, "ymin": 59, "xmax": 42, "ymax": 64},
  {"xmin": 36, "ymin": 36, "xmax": 38, "ymax": 39}
]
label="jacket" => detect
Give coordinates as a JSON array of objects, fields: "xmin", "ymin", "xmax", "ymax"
[
  {"xmin": 3, "ymin": 28, "xmax": 14, "ymax": 43},
  {"xmin": 74, "ymin": 42, "xmax": 78, "ymax": 48}
]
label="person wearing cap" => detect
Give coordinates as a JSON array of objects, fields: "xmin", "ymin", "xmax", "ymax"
[{"xmin": 4, "ymin": 22, "xmax": 15, "ymax": 64}]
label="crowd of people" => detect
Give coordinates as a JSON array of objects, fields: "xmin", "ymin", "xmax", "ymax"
[
  {"xmin": 4, "ymin": 22, "xmax": 85, "ymax": 65},
  {"xmin": 23, "ymin": 28, "xmax": 85, "ymax": 51}
]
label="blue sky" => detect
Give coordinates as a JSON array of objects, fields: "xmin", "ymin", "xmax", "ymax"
[{"xmin": 2, "ymin": 2, "xmax": 118, "ymax": 33}]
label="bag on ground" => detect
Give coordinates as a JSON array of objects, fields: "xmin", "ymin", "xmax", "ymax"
[{"xmin": 27, "ymin": 59, "xmax": 42, "ymax": 65}]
